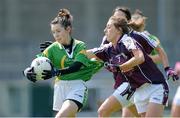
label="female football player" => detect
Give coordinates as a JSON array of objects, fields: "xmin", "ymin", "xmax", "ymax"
[
  {"xmin": 103, "ymin": 8, "xmax": 178, "ymax": 82},
  {"xmin": 87, "ymin": 16, "xmax": 169, "ymax": 117},
  {"xmin": 23, "ymin": 8, "xmax": 103, "ymax": 118},
  {"xmin": 99, "ymin": 7, "xmax": 178, "ymax": 117},
  {"xmin": 129, "ymin": 9, "xmax": 178, "ymax": 80}
]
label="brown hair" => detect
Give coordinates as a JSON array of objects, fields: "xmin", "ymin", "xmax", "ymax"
[
  {"xmin": 51, "ymin": 8, "xmax": 73, "ymax": 29},
  {"xmin": 113, "ymin": 6, "xmax": 131, "ymax": 21},
  {"xmin": 133, "ymin": 9, "xmax": 145, "ymax": 17},
  {"xmin": 128, "ymin": 9, "xmax": 146, "ymax": 31},
  {"xmin": 110, "ymin": 16, "xmax": 129, "ymax": 34}
]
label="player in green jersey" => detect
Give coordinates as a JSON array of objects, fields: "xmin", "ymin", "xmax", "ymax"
[
  {"xmin": 129, "ymin": 9, "xmax": 178, "ymax": 80},
  {"xmin": 127, "ymin": 9, "xmax": 179, "ymax": 117},
  {"xmin": 23, "ymin": 9, "xmax": 103, "ymax": 118},
  {"xmin": 129, "ymin": 9, "xmax": 164, "ymax": 64}
]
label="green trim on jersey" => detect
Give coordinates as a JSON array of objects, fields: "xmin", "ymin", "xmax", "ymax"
[
  {"xmin": 38, "ymin": 39, "xmax": 103, "ymax": 81},
  {"xmin": 147, "ymin": 34, "xmax": 165, "ymax": 64},
  {"xmin": 148, "ymin": 34, "xmax": 161, "ymax": 56}
]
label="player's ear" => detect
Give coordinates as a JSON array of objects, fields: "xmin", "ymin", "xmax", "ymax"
[
  {"xmin": 65, "ymin": 26, "xmax": 71, "ymax": 33},
  {"xmin": 118, "ymin": 27, "xmax": 123, "ymax": 34}
]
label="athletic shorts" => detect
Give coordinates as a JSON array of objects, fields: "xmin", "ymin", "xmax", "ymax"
[
  {"xmin": 134, "ymin": 83, "xmax": 169, "ymax": 114},
  {"xmin": 173, "ymin": 86, "xmax": 180, "ymax": 105},
  {"xmin": 113, "ymin": 82, "xmax": 135, "ymax": 107},
  {"xmin": 53, "ymin": 80, "xmax": 88, "ymax": 111}
]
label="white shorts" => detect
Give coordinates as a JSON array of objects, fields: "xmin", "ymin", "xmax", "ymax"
[
  {"xmin": 53, "ymin": 80, "xmax": 88, "ymax": 111},
  {"xmin": 173, "ymin": 86, "xmax": 180, "ymax": 105},
  {"xmin": 113, "ymin": 82, "xmax": 134, "ymax": 107},
  {"xmin": 134, "ymin": 83, "xmax": 169, "ymax": 114}
]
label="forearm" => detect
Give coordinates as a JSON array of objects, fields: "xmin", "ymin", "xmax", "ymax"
[
  {"xmin": 156, "ymin": 46, "xmax": 169, "ymax": 68},
  {"xmin": 149, "ymin": 54, "xmax": 161, "ymax": 63},
  {"xmin": 86, "ymin": 49, "xmax": 102, "ymax": 61},
  {"xmin": 120, "ymin": 49, "xmax": 145, "ymax": 72},
  {"xmin": 60, "ymin": 61, "xmax": 83, "ymax": 75},
  {"xmin": 86, "ymin": 49, "xmax": 97, "ymax": 58}
]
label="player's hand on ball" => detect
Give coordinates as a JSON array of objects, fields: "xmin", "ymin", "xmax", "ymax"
[
  {"xmin": 40, "ymin": 41, "xmax": 53, "ymax": 52},
  {"xmin": 42, "ymin": 68, "xmax": 61, "ymax": 80},
  {"xmin": 23, "ymin": 67, "xmax": 37, "ymax": 83}
]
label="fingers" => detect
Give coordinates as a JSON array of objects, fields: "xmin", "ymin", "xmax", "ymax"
[
  {"xmin": 40, "ymin": 41, "xmax": 53, "ymax": 52},
  {"xmin": 173, "ymin": 75, "xmax": 179, "ymax": 81},
  {"xmin": 45, "ymin": 41, "xmax": 53, "ymax": 45},
  {"xmin": 42, "ymin": 70, "xmax": 52, "ymax": 80},
  {"xmin": 42, "ymin": 70, "xmax": 51, "ymax": 77},
  {"xmin": 168, "ymin": 73, "xmax": 179, "ymax": 81},
  {"xmin": 40, "ymin": 44, "xmax": 48, "ymax": 52},
  {"xmin": 27, "ymin": 72, "xmax": 37, "ymax": 82}
]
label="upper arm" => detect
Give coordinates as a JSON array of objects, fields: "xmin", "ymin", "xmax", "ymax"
[
  {"xmin": 86, "ymin": 49, "xmax": 99, "ymax": 59},
  {"xmin": 122, "ymin": 36, "xmax": 144, "ymax": 63},
  {"xmin": 132, "ymin": 49, "xmax": 145, "ymax": 63},
  {"xmin": 87, "ymin": 45, "xmax": 110, "ymax": 62}
]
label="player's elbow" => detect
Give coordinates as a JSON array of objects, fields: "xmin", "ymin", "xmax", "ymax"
[
  {"xmin": 137, "ymin": 53, "xmax": 145, "ymax": 64},
  {"xmin": 133, "ymin": 49, "xmax": 145, "ymax": 64}
]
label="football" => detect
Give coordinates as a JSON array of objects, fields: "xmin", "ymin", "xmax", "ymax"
[{"xmin": 30, "ymin": 57, "xmax": 52, "ymax": 80}]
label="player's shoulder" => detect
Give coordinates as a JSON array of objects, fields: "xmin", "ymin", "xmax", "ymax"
[
  {"xmin": 48, "ymin": 41, "xmax": 60, "ymax": 49},
  {"xmin": 74, "ymin": 38, "xmax": 85, "ymax": 45},
  {"xmin": 73, "ymin": 38, "xmax": 88, "ymax": 51},
  {"xmin": 143, "ymin": 31, "xmax": 159, "ymax": 40},
  {"xmin": 120, "ymin": 34, "xmax": 134, "ymax": 44},
  {"xmin": 143, "ymin": 31, "xmax": 161, "ymax": 44}
]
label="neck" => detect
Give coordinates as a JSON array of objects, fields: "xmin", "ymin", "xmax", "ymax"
[
  {"xmin": 64, "ymin": 35, "xmax": 72, "ymax": 46},
  {"xmin": 139, "ymin": 25, "xmax": 145, "ymax": 32},
  {"xmin": 112, "ymin": 34, "xmax": 122, "ymax": 47}
]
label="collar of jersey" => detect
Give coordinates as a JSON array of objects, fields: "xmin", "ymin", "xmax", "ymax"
[
  {"xmin": 118, "ymin": 34, "xmax": 128, "ymax": 43},
  {"xmin": 58, "ymin": 38, "xmax": 77, "ymax": 58}
]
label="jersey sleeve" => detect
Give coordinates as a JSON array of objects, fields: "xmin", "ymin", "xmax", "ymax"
[
  {"xmin": 122, "ymin": 37, "xmax": 138, "ymax": 51},
  {"xmin": 74, "ymin": 42, "xmax": 90, "ymax": 66},
  {"xmin": 148, "ymin": 34, "xmax": 161, "ymax": 46},
  {"xmin": 91, "ymin": 44, "xmax": 110, "ymax": 62},
  {"xmin": 141, "ymin": 31, "xmax": 159, "ymax": 48},
  {"xmin": 100, "ymin": 36, "xmax": 109, "ymax": 46}
]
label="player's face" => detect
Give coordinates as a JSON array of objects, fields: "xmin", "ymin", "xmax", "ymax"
[
  {"xmin": 104, "ymin": 19, "xmax": 121, "ymax": 43},
  {"xmin": 51, "ymin": 24, "xmax": 70, "ymax": 44}
]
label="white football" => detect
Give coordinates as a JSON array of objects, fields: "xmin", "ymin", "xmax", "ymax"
[{"xmin": 30, "ymin": 57, "xmax": 52, "ymax": 80}]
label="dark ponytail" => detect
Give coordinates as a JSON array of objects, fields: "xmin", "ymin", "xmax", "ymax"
[{"xmin": 51, "ymin": 8, "xmax": 73, "ymax": 29}]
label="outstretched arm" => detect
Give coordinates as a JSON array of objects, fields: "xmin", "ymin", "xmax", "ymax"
[{"xmin": 86, "ymin": 49, "xmax": 102, "ymax": 61}]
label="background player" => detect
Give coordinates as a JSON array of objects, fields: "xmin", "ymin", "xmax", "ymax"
[{"xmin": 128, "ymin": 9, "xmax": 178, "ymax": 81}]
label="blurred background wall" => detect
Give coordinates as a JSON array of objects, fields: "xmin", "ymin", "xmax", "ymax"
[{"xmin": 0, "ymin": 0, "xmax": 179, "ymax": 117}]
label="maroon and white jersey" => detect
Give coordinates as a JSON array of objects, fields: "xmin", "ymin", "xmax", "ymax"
[
  {"xmin": 101, "ymin": 30, "xmax": 159, "ymax": 54},
  {"xmin": 93, "ymin": 34, "xmax": 166, "ymax": 89}
]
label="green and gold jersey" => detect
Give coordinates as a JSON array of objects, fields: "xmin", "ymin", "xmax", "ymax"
[{"xmin": 39, "ymin": 39, "xmax": 103, "ymax": 81}]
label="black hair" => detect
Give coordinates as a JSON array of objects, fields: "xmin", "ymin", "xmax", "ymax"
[{"xmin": 113, "ymin": 6, "xmax": 131, "ymax": 21}]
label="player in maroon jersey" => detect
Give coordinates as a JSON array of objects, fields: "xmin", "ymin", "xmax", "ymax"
[{"xmin": 87, "ymin": 16, "xmax": 169, "ymax": 117}]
